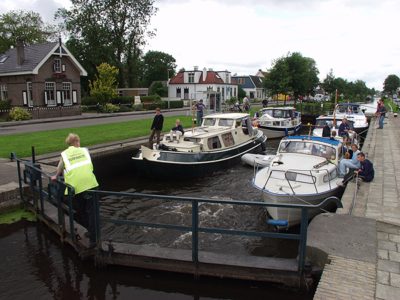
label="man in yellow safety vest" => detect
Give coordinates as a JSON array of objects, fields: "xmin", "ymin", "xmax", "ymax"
[{"xmin": 51, "ymin": 133, "xmax": 99, "ymax": 247}]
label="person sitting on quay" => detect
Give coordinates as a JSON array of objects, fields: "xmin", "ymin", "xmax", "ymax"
[
  {"xmin": 169, "ymin": 119, "xmax": 184, "ymax": 143},
  {"xmin": 339, "ymin": 152, "xmax": 374, "ymax": 186},
  {"xmin": 338, "ymin": 144, "xmax": 360, "ymax": 177}
]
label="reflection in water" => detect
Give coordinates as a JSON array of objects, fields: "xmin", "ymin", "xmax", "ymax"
[{"xmin": 0, "ymin": 221, "xmax": 314, "ymax": 299}]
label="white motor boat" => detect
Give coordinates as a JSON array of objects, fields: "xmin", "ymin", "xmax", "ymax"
[
  {"xmin": 312, "ymin": 115, "xmax": 358, "ymax": 145},
  {"xmin": 252, "ymin": 136, "xmax": 344, "ymax": 227},
  {"xmin": 333, "ymin": 103, "xmax": 369, "ymax": 133},
  {"xmin": 132, "ymin": 113, "xmax": 267, "ymax": 178},
  {"xmin": 254, "ymin": 107, "xmax": 302, "ymax": 139}
]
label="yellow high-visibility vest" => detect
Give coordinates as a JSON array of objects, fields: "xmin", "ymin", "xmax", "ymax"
[{"xmin": 61, "ymin": 146, "xmax": 98, "ymax": 195}]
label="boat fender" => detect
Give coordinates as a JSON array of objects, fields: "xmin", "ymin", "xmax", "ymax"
[{"xmin": 267, "ymin": 219, "xmax": 289, "ymax": 227}]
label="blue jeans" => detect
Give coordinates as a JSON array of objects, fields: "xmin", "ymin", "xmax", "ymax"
[
  {"xmin": 339, "ymin": 159, "xmax": 360, "ymax": 176},
  {"xmin": 196, "ymin": 111, "xmax": 203, "ymax": 126},
  {"xmin": 379, "ymin": 115, "xmax": 385, "ymax": 128}
]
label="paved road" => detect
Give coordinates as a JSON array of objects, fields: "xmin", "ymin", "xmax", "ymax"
[{"xmin": 0, "ymin": 109, "xmax": 191, "ymax": 135}]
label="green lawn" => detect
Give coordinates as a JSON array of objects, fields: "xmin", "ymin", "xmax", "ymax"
[{"xmin": 0, "ymin": 115, "xmax": 193, "ymax": 158}]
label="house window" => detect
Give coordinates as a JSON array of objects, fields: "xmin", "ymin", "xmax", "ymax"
[
  {"xmin": 184, "ymin": 88, "xmax": 189, "ymax": 99},
  {"xmin": 176, "ymin": 88, "xmax": 181, "ymax": 98},
  {"xmin": 188, "ymin": 73, "xmax": 195, "ymax": 83},
  {"xmin": 45, "ymin": 82, "xmax": 56, "ymax": 106},
  {"xmin": 0, "ymin": 84, "xmax": 7, "ymax": 101},
  {"xmin": 27, "ymin": 82, "xmax": 33, "ymax": 107},
  {"xmin": 53, "ymin": 58, "xmax": 61, "ymax": 73},
  {"xmin": 62, "ymin": 82, "xmax": 72, "ymax": 106}
]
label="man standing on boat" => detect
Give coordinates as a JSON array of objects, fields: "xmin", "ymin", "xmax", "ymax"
[
  {"xmin": 194, "ymin": 99, "xmax": 206, "ymax": 126},
  {"xmin": 149, "ymin": 107, "xmax": 164, "ymax": 148}
]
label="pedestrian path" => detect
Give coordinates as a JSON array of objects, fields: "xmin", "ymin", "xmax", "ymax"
[{"xmin": 314, "ymin": 114, "xmax": 400, "ymax": 300}]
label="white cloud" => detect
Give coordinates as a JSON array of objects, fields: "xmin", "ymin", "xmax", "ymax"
[{"xmin": 2, "ymin": 0, "xmax": 399, "ymax": 90}]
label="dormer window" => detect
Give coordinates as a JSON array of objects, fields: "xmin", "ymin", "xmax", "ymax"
[
  {"xmin": 188, "ymin": 73, "xmax": 195, "ymax": 83},
  {"xmin": 53, "ymin": 58, "xmax": 61, "ymax": 73},
  {"xmin": 0, "ymin": 56, "xmax": 8, "ymax": 63}
]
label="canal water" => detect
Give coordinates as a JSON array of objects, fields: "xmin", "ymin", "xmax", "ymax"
[{"xmin": 0, "ymin": 137, "xmax": 317, "ymax": 299}]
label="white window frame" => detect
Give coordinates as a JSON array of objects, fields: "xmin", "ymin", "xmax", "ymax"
[
  {"xmin": 62, "ymin": 82, "xmax": 72, "ymax": 106},
  {"xmin": 45, "ymin": 82, "xmax": 56, "ymax": 106},
  {"xmin": 188, "ymin": 73, "xmax": 195, "ymax": 83},
  {"xmin": 54, "ymin": 58, "xmax": 61, "ymax": 73},
  {"xmin": 0, "ymin": 83, "xmax": 7, "ymax": 101},
  {"xmin": 27, "ymin": 82, "xmax": 33, "ymax": 107}
]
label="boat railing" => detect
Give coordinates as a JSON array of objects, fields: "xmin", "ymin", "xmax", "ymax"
[
  {"xmin": 285, "ymin": 168, "xmax": 332, "ymax": 195},
  {"xmin": 12, "ymin": 151, "xmax": 342, "ymax": 277}
]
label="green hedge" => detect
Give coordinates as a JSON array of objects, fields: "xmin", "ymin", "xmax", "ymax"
[{"xmin": 0, "ymin": 100, "xmax": 11, "ymax": 110}]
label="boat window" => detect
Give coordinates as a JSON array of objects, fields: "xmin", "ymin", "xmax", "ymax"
[
  {"xmin": 222, "ymin": 132, "xmax": 235, "ymax": 147},
  {"xmin": 273, "ymin": 121, "xmax": 280, "ymax": 126},
  {"xmin": 219, "ymin": 119, "xmax": 234, "ymax": 127},
  {"xmin": 273, "ymin": 110, "xmax": 283, "ymax": 118},
  {"xmin": 203, "ymin": 118, "xmax": 216, "ymax": 126},
  {"xmin": 207, "ymin": 136, "xmax": 221, "ymax": 149},
  {"xmin": 279, "ymin": 140, "xmax": 336, "ymax": 159},
  {"xmin": 285, "ymin": 171, "xmax": 315, "ymax": 184}
]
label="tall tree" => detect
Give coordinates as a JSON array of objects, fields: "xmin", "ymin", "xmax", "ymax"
[
  {"xmin": 57, "ymin": 0, "xmax": 157, "ymax": 89},
  {"xmin": 0, "ymin": 10, "xmax": 57, "ymax": 53},
  {"xmin": 321, "ymin": 69, "xmax": 336, "ymax": 95},
  {"xmin": 264, "ymin": 52, "xmax": 319, "ymax": 102},
  {"xmin": 383, "ymin": 74, "xmax": 400, "ymax": 95},
  {"xmin": 142, "ymin": 51, "xmax": 177, "ymax": 87}
]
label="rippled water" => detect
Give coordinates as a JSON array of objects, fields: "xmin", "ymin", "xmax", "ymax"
[{"xmin": 0, "ymin": 137, "xmax": 317, "ymax": 299}]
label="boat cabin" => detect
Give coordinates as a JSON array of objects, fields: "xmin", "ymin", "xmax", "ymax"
[
  {"xmin": 162, "ymin": 113, "xmax": 255, "ymax": 152},
  {"xmin": 278, "ymin": 136, "xmax": 342, "ymax": 163}
]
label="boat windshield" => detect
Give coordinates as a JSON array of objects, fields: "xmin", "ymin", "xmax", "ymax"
[
  {"xmin": 279, "ymin": 140, "xmax": 336, "ymax": 160},
  {"xmin": 203, "ymin": 118, "xmax": 216, "ymax": 126},
  {"xmin": 315, "ymin": 119, "xmax": 354, "ymax": 129},
  {"xmin": 218, "ymin": 119, "xmax": 234, "ymax": 127}
]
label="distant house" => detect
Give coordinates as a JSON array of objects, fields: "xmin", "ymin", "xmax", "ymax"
[
  {"xmin": 231, "ymin": 73, "xmax": 267, "ymax": 100},
  {"xmin": 0, "ymin": 40, "xmax": 87, "ymax": 118},
  {"xmin": 168, "ymin": 67, "xmax": 238, "ymax": 110}
]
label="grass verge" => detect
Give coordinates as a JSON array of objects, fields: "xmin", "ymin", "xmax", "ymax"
[{"xmin": 0, "ymin": 115, "xmax": 193, "ymax": 158}]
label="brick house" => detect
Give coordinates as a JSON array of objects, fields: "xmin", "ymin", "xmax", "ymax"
[{"xmin": 0, "ymin": 40, "xmax": 87, "ymax": 118}]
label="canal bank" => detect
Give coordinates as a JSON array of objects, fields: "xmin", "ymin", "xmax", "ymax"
[{"xmin": 308, "ymin": 113, "xmax": 400, "ymax": 300}]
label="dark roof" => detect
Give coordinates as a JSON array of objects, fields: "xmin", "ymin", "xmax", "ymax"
[
  {"xmin": 0, "ymin": 42, "xmax": 58, "ymax": 75},
  {"xmin": 250, "ymin": 75, "xmax": 264, "ymax": 88}
]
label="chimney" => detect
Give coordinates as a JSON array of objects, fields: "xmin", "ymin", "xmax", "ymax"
[
  {"xmin": 16, "ymin": 39, "xmax": 25, "ymax": 65},
  {"xmin": 202, "ymin": 67, "xmax": 207, "ymax": 81},
  {"xmin": 194, "ymin": 66, "xmax": 198, "ymax": 71}
]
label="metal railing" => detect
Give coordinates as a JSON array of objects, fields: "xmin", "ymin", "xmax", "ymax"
[{"xmin": 13, "ymin": 152, "xmax": 342, "ymax": 276}]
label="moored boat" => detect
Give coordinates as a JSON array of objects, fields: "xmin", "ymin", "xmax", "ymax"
[
  {"xmin": 252, "ymin": 135, "xmax": 344, "ymax": 227},
  {"xmin": 312, "ymin": 115, "xmax": 359, "ymax": 145},
  {"xmin": 132, "ymin": 113, "xmax": 267, "ymax": 178},
  {"xmin": 254, "ymin": 107, "xmax": 302, "ymax": 139},
  {"xmin": 333, "ymin": 103, "xmax": 369, "ymax": 133}
]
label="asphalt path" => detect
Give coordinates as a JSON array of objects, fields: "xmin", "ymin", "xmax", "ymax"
[{"xmin": 0, "ymin": 109, "xmax": 191, "ymax": 135}]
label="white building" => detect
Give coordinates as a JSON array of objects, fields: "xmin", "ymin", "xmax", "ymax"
[{"xmin": 168, "ymin": 67, "xmax": 238, "ymax": 111}]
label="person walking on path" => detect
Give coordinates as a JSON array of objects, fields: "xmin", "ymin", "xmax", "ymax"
[
  {"xmin": 148, "ymin": 107, "xmax": 164, "ymax": 148},
  {"xmin": 376, "ymin": 99, "xmax": 387, "ymax": 129},
  {"xmin": 51, "ymin": 133, "xmax": 99, "ymax": 247},
  {"xmin": 194, "ymin": 99, "xmax": 206, "ymax": 126}
]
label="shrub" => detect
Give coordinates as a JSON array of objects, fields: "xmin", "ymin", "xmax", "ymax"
[
  {"xmin": 133, "ymin": 103, "xmax": 143, "ymax": 111},
  {"xmin": 81, "ymin": 96, "xmax": 99, "ymax": 106},
  {"xmin": 0, "ymin": 99, "xmax": 11, "ymax": 110},
  {"xmin": 110, "ymin": 96, "xmax": 134, "ymax": 105},
  {"xmin": 168, "ymin": 100, "xmax": 184, "ymax": 108},
  {"xmin": 102, "ymin": 103, "xmax": 120, "ymax": 113},
  {"xmin": 9, "ymin": 107, "xmax": 31, "ymax": 121}
]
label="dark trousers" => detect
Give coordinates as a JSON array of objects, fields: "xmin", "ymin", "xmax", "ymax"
[
  {"xmin": 149, "ymin": 129, "xmax": 161, "ymax": 147},
  {"xmin": 73, "ymin": 191, "xmax": 96, "ymax": 246}
]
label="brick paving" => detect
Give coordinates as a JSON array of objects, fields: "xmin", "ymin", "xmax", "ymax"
[{"xmin": 315, "ymin": 113, "xmax": 400, "ymax": 300}]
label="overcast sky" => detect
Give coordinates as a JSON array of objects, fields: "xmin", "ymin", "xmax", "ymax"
[{"xmin": 1, "ymin": 0, "xmax": 399, "ymax": 90}]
